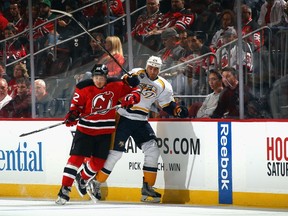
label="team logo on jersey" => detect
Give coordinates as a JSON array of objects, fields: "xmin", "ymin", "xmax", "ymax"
[
  {"xmin": 139, "ymin": 83, "xmax": 157, "ymax": 99},
  {"xmin": 91, "ymin": 91, "xmax": 114, "ymax": 114},
  {"xmin": 118, "ymin": 141, "xmax": 125, "ymax": 148}
]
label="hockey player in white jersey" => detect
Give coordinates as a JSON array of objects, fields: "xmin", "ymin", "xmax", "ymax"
[{"xmin": 76, "ymin": 56, "xmax": 188, "ymax": 203}]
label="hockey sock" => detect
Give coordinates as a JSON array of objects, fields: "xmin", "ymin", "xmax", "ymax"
[
  {"xmin": 62, "ymin": 155, "xmax": 85, "ymax": 186},
  {"xmin": 143, "ymin": 168, "xmax": 157, "ymax": 186},
  {"xmin": 96, "ymin": 168, "xmax": 111, "ymax": 183},
  {"xmin": 90, "ymin": 157, "xmax": 106, "ymax": 172},
  {"xmin": 81, "ymin": 157, "xmax": 106, "ymax": 180}
]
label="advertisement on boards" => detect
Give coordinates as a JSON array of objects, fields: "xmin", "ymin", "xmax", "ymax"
[{"xmin": 0, "ymin": 121, "xmax": 73, "ymax": 184}]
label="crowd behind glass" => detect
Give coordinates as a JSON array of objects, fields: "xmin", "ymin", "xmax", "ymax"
[{"xmin": 0, "ymin": 0, "xmax": 288, "ymax": 119}]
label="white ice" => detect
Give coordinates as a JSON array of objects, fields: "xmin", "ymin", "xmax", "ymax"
[{"xmin": 0, "ymin": 199, "xmax": 287, "ymax": 216}]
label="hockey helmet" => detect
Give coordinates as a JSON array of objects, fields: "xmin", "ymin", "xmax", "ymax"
[
  {"xmin": 146, "ymin": 56, "xmax": 162, "ymax": 70},
  {"xmin": 91, "ymin": 64, "xmax": 108, "ymax": 76}
]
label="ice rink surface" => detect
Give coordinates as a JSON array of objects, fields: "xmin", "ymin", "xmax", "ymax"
[{"xmin": 0, "ymin": 199, "xmax": 287, "ymax": 216}]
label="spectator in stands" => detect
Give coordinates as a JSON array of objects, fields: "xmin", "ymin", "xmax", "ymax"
[
  {"xmin": 157, "ymin": 28, "xmax": 185, "ymax": 94},
  {"xmin": 0, "ymin": 63, "xmax": 5, "ymax": 79},
  {"xmin": 146, "ymin": 0, "xmax": 195, "ymax": 52},
  {"xmin": 193, "ymin": 2, "xmax": 221, "ymax": 45},
  {"xmin": 0, "ymin": 62, "xmax": 9, "ymax": 82},
  {"xmin": 22, "ymin": 5, "xmax": 39, "ymax": 28},
  {"xmin": 210, "ymin": 9, "xmax": 236, "ymax": 51},
  {"xmin": 196, "ymin": 70, "xmax": 223, "ymax": 118},
  {"xmin": 0, "ymin": 24, "xmax": 27, "ymax": 66},
  {"xmin": 241, "ymin": 4, "xmax": 262, "ymax": 51},
  {"xmin": 177, "ymin": 29, "xmax": 192, "ymax": 58},
  {"xmin": 216, "ymin": 28, "xmax": 253, "ymax": 75},
  {"xmin": 0, "ymin": 78, "xmax": 12, "ymax": 117},
  {"xmin": 97, "ymin": 36, "xmax": 125, "ymax": 78},
  {"xmin": 81, "ymin": 32, "xmax": 106, "ymax": 65},
  {"xmin": 179, "ymin": 31, "xmax": 214, "ymax": 95},
  {"xmin": 0, "ymin": 10, "xmax": 9, "ymax": 33},
  {"xmin": 179, "ymin": 29, "xmax": 189, "ymax": 50},
  {"xmin": 258, "ymin": 0, "xmax": 288, "ymax": 27},
  {"xmin": 131, "ymin": 0, "xmax": 163, "ymax": 53},
  {"xmin": 28, "ymin": 0, "xmax": 58, "ymax": 49},
  {"xmin": 27, "ymin": 0, "xmax": 59, "ymax": 77},
  {"xmin": 158, "ymin": 28, "xmax": 186, "ymax": 70},
  {"xmin": 189, "ymin": 0, "xmax": 210, "ymax": 15},
  {"xmin": 2, "ymin": 77, "xmax": 31, "ymax": 118},
  {"xmin": 232, "ymin": 0, "xmax": 264, "ymax": 21},
  {"xmin": 79, "ymin": 0, "xmax": 105, "ymax": 31},
  {"xmin": 258, "ymin": 0, "xmax": 288, "ymax": 51},
  {"xmin": 106, "ymin": 0, "xmax": 125, "ymax": 17},
  {"xmin": 211, "ymin": 67, "xmax": 254, "ymax": 119},
  {"xmin": 8, "ymin": 62, "xmax": 29, "ymax": 98},
  {"xmin": 57, "ymin": 0, "xmax": 88, "ymax": 62},
  {"xmin": 35, "ymin": 79, "xmax": 53, "ymax": 117},
  {"xmin": 102, "ymin": 0, "xmax": 125, "ymax": 38},
  {"xmin": 8, "ymin": 2, "xmax": 25, "ymax": 33},
  {"xmin": 148, "ymin": 0, "xmax": 195, "ymax": 35}
]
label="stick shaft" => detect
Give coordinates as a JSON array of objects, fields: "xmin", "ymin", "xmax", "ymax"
[
  {"xmin": 19, "ymin": 122, "xmax": 65, "ymax": 137},
  {"xmin": 19, "ymin": 105, "xmax": 121, "ymax": 137}
]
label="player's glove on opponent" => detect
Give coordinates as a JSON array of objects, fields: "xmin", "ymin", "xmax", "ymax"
[
  {"xmin": 64, "ymin": 110, "xmax": 80, "ymax": 127},
  {"xmin": 121, "ymin": 92, "xmax": 140, "ymax": 109},
  {"xmin": 174, "ymin": 106, "xmax": 188, "ymax": 118},
  {"xmin": 123, "ymin": 73, "xmax": 140, "ymax": 87}
]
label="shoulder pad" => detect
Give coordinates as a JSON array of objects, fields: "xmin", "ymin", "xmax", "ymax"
[{"xmin": 76, "ymin": 79, "xmax": 94, "ymax": 89}]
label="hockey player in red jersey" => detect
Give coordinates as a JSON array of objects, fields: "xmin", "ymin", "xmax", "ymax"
[
  {"xmin": 55, "ymin": 64, "xmax": 140, "ymax": 205},
  {"xmin": 77, "ymin": 56, "xmax": 188, "ymax": 203}
]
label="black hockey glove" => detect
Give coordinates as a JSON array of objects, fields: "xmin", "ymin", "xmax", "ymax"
[
  {"xmin": 64, "ymin": 110, "xmax": 80, "ymax": 127},
  {"xmin": 174, "ymin": 106, "xmax": 188, "ymax": 118},
  {"xmin": 125, "ymin": 74, "xmax": 140, "ymax": 87}
]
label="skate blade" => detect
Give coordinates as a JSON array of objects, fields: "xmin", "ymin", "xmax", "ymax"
[
  {"xmin": 74, "ymin": 181, "xmax": 86, "ymax": 197},
  {"xmin": 55, "ymin": 197, "xmax": 67, "ymax": 205},
  {"xmin": 87, "ymin": 188, "xmax": 100, "ymax": 203},
  {"xmin": 141, "ymin": 195, "xmax": 161, "ymax": 203}
]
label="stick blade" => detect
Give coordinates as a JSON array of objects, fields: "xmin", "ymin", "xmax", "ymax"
[{"xmin": 19, "ymin": 132, "xmax": 32, "ymax": 137}]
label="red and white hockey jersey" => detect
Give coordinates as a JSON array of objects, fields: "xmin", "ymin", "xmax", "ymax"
[
  {"xmin": 70, "ymin": 78, "xmax": 139, "ymax": 136},
  {"xmin": 156, "ymin": 9, "xmax": 195, "ymax": 31},
  {"xmin": 131, "ymin": 11, "xmax": 163, "ymax": 37}
]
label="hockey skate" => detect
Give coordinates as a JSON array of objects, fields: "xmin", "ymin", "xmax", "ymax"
[
  {"xmin": 141, "ymin": 180, "xmax": 161, "ymax": 203},
  {"xmin": 74, "ymin": 172, "xmax": 87, "ymax": 197},
  {"xmin": 86, "ymin": 179, "xmax": 101, "ymax": 202},
  {"xmin": 55, "ymin": 186, "xmax": 71, "ymax": 205}
]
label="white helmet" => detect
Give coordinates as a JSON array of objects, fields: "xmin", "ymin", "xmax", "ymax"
[{"xmin": 146, "ymin": 56, "xmax": 162, "ymax": 70}]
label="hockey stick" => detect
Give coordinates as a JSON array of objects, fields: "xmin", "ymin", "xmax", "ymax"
[
  {"xmin": 19, "ymin": 121, "xmax": 65, "ymax": 137},
  {"xmin": 51, "ymin": 9, "xmax": 128, "ymax": 74},
  {"xmin": 19, "ymin": 105, "xmax": 121, "ymax": 137}
]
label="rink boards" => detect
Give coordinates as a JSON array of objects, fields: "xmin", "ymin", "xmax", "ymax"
[{"xmin": 0, "ymin": 119, "xmax": 287, "ymax": 208}]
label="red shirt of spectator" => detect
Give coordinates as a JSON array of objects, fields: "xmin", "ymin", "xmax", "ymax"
[
  {"xmin": 0, "ymin": 12, "xmax": 8, "ymax": 32},
  {"xmin": 102, "ymin": 0, "xmax": 125, "ymax": 17}
]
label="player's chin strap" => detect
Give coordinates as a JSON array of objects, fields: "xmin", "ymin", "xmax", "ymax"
[{"xmin": 18, "ymin": 105, "xmax": 121, "ymax": 137}]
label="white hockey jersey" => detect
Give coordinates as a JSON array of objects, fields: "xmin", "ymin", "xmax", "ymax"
[{"xmin": 118, "ymin": 68, "xmax": 175, "ymax": 121}]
